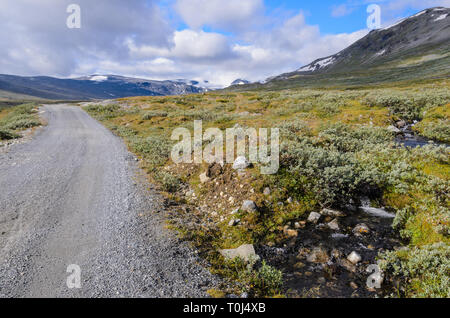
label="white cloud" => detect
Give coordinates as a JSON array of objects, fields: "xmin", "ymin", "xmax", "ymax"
[
  {"xmin": 174, "ymin": 0, "xmax": 265, "ymax": 31},
  {"xmin": 0, "ymin": 0, "xmax": 370, "ymax": 88}
]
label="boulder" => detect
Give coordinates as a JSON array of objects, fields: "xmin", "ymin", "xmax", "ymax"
[
  {"xmin": 347, "ymin": 251, "xmax": 362, "ymax": 264},
  {"xmin": 327, "ymin": 219, "xmax": 340, "ymax": 231},
  {"xmin": 396, "ymin": 120, "xmax": 407, "ymax": 129},
  {"xmin": 387, "ymin": 125, "xmax": 401, "ymax": 134},
  {"xmin": 232, "ymin": 156, "xmax": 250, "ymax": 170},
  {"xmin": 220, "ymin": 244, "xmax": 260, "ymax": 263},
  {"xmin": 307, "ymin": 212, "xmax": 321, "ymax": 224},
  {"xmin": 241, "ymin": 200, "xmax": 257, "ymax": 212},
  {"xmin": 207, "ymin": 162, "xmax": 223, "ymax": 178},
  {"xmin": 353, "ymin": 223, "xmax": 370, "ymax": 235},
  {"xmin": 321, "ymin": 208, "xmax": 346, "ymax": 217}
]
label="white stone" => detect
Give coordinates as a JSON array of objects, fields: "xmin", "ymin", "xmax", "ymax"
[
  {"xmin": 347, "ymin": 251, "xmax": 362, "ymax": 264},
  {"xmin": 327, "ymin": 219, "xmax": 340, "ymax": 231},
  {"xmin": 321, "ymin": 208, "xmax": 346, "ymax": 217},
  {"xmin": 307, "ymin": 212, "xmax": 321, "ymax": 224},
  {"xmin": 241, "ymin": 200, "xmax": 257, "ymax": 212},
  {"xmin": 220, "ymin": 244, "xmax": 260, "ymax": 263},
  {"xmin": 232, "ymin": 156, "xmax": 250, "ymax": 170}
]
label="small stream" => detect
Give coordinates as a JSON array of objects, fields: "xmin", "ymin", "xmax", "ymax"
[
  {"xmin": 396, "ymin": 124, "xmax": 449, "ymax": 148},
  {"xmin": 259, "ymin": 203, "xmax": 401, "ymax": 298},
  {"xmin": 256, "ymin": 122, "xmax": 447, "ymax": 298}
]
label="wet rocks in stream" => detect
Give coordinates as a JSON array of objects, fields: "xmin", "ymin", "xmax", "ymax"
[{"xmin": 257, "ymin": 207, "xmax": 401, "ymax": 298}]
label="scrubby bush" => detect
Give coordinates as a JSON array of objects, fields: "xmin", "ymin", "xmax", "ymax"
[
  {"xmin": 248, "ymin": 261, "xmax": 283, "ymax": 296},
  {"xmin": 414, "ymin": 120, "xmax": 450, "ymax": 143},
  {"xmin": 0, "ymin": 129, "xmax": 19, "ymax": 140},
  {"xmin": 154, "ymin": 171, "xmax": 182, "ymax": 192},
  {"xmin": 319, "ymin": 123, "xmax": 393, "ymax": 152},
  {"xmin": 280, "ymin": 139, "xmax": 382, "ymax": 206},
  {"xmin": 84, "ymin": 104, "xmax": 122, "ymax": 119},
  {"xmin": 0, "ymin": 103, "xmax": 40, "ymax": 134},
  {"xmin": 142, "ymin": 110, "xmax": 168, "ymax": 120},
  {"xmin": 129, "ymin": 135, "xmax": 171, "ymax": 167},
  {"xmin": 379, "ymin": 243, "xmax": 450, "ymax": 298}
]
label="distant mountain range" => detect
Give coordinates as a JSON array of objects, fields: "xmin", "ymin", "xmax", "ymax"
[
  {"xmin": 233, "ymin": 7, "xmax": 450, "ymax": 90},
  {"xmin": 0, "ymin": 74, "xmax": 207, "ymax": 101},
  {"xmin": 230, "ymin": 79, "xmax": 251, "ymax": 86}
]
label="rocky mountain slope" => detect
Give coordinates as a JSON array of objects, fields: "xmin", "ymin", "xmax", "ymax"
[
  {"xmin": 0, "ymin": 74, "xmax": 207, "ymax": 101},
  {"xmin": 234, "ymin": 7, "xmax": 450, "ymax": 90}
]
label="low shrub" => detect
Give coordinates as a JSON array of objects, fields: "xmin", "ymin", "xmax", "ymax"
[{"xmin": 379, "ymin": 243, "xmax": 450, "ymax": 298}]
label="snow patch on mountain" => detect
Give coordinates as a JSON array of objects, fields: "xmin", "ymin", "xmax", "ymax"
[
  {"xmin": 90, "ymin": 75, "xmax": 108, "ymax": 82},
  {"xmin": 434, "ymin": 14, "xmax": 448, "ymax": 21},
  {"xmin": 299, "ymin": 56, "xmax": 335, "ymax": 72}
]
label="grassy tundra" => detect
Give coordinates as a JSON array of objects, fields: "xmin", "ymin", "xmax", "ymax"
[
  {"xmin": 85, "ymin": 80, "xmax": 449, "ymax": 298},
  {"xmin": 0, "ymin": 102, "xmax": 41, "ymax": 141}
]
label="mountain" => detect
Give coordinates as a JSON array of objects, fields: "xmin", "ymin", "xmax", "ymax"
[
  {"xmin": 236, "ymin": 7, "xmax": 450, "ymax": 90},
  {"xmin": 0, "ymin": 74, "xmax": 207, "ymax": 101},
  {"xmin": 230, "ymin": 79, "xmax": 251, "ymax": 86}
]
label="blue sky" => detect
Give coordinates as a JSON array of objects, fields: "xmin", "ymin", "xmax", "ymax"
[{"xmin": 1, "ymin": 0, "xmax": 449, "ymax": 86}]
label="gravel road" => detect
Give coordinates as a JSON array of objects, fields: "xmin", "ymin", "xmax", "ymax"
[{"xmin": 0, "ymin": 104, "xmax": 218, "ymax": 298}]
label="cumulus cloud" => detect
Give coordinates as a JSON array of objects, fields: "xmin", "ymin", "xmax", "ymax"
[
  {"xmin": 174, "ymin": 0, "xmax": 265, "ymax": 31},
  {"xmin": 0, "ymin": 0, "xmax": 370, "ymax": 87}
]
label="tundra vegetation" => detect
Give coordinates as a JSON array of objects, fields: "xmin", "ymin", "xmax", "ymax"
[
  {"xmin": 0, "ymin": 102, "xmax": 41, "ymax": 141},
  {"xmin": 85, "ymin": 80, "xmax": 449, "ymax": 298}
]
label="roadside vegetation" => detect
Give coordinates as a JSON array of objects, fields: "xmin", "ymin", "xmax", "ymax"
[
  {"xmin": 0, "ymin": 102, "xmax": 41, "ymax": 141},
  {"xmin": 85, "ymin": 80, "xmax": 449, "ymax": 298}
]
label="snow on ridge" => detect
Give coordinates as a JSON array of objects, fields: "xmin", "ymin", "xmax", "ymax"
[
  {"xmin": 412, "ymin": 10, "xmax": 427, "ymax": 18},
  {"xmin": 90, "ymin": 75, "xmax": 108, "ymax": 82},
  {"xmin": 299, "ymin": 56, "xmax": 335, "ymax": 72},
  {"xmin": 434, "ymin": 14, "xmax": 448, "ymax": 21},
  {"xmin": 375, "ymin": 49, "xmax": 386, "ymax": 57}
]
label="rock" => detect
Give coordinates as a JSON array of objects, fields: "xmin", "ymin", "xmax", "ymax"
[
  {"xmin": 353, "ymin": 223, "xmax": 370, "ymax": 235},
  {"xmin": 263, "ymin": 187, "xmax": 271, "ymax": 195},
  {"xmin": 339, "ymin": 259, "xmax": 357, "ymax": 273},
  {"xmin": 232, "ymin": 156, "xmax": 250, "ymax": 170},
  {"xmin": 387, "ymin": 125, "xmax": 401, "ymax": 133},
  {"xmin": 286, "ymin": 229, "xmax": 298, "ymax": 237},
  {"xmin": 240, "ymin": 292, "xmax": 248, "ymax": 298},
  {"xmin": 241, "ymin": 200, "xmax": 257, "ymax": 212},
  {"xmin": 347, "ymin": 251, "xmax": 362, "ymax": 264},
  {"xmin": 228, "ymin": 219, "xmax": 240, "ymax": 227},
  {"xmin": 220, "ymin": 244, "xmax": 260, "ymax": 263},
  {"xmin": 350, "ymin": 282, "xmax": 358, "ymax": 290},
  {"xmin": 307, "ymin": 212, "xmax": 321, "ymax": 224},
  {"xmin": 321, "ymin": 208, "xmax": 346, "ymax": 217},
  {"xmin": 396, "ymin": 120, "xmax": 407, "ymax": 128},
  {"xmin": 207, "ymin": 162, "xmax": 223, "ymax": 178},
  {"xmin": 294, "ymin": 222, "xmax": 301, "ymax": 229},
  {"xmin": 327, "ymin": 219, "xmax": 340, "ymax": 231},
  {"xmin": 307, "ymin": 247, "xmax": 329, "ymax": 264},
  {"xmin": 199, "ymin": 172, "xmax": 210, "ymax": 183}
]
